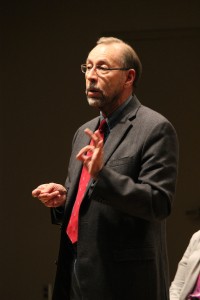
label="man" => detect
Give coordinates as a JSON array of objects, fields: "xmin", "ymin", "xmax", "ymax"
[{"xmin": 32, "ymin": 37, "xmax": 179, "ymax": 300}]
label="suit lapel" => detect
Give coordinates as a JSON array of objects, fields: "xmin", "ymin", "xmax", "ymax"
[{"xmin": 103, "ymin": 95, "xmax": 141, "ymax": 164}]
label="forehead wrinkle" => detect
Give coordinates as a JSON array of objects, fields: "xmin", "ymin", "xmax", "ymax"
[{"xmin": 87, "ymin": 44, "xmax": 122, "ymax": 66}]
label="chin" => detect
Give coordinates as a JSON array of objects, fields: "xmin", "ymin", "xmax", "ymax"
[{"xmin": 87, "ymin": 98, "xmax": 102, "ymax": 108}]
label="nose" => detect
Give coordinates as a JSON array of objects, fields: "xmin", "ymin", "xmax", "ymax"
[{"xmin": 86, "ymin": 66, "xmax": 98, "ymax": 80}]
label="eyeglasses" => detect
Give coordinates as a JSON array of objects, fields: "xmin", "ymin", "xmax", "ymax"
[{"xmin": 81, "ymin": 64, "xmax": 131, "ymax": 76}]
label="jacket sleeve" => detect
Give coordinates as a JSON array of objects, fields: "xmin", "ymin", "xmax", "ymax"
[
  {"xmin": 51, "ymin": 206, "xmax": 65, "ymax": 225},
  {"xmin": 50, "ymin": 178, "xmax": 70, "ymax": 225}
]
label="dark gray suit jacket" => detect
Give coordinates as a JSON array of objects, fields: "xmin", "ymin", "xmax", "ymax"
[{"xmin": 52, "ymin": 95, "xmax": 179, "ymax": 300}]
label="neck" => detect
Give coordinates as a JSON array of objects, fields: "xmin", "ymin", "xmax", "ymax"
[{"xmin": 101, "ymin": 94, "xmax": 132, "ymax": 117}]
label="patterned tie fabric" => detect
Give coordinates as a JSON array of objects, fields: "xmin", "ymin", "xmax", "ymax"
[{"xmin": 66, "ymin": 119, "xmax": 107, "ymax": 244}]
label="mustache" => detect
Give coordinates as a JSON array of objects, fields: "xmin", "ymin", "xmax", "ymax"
[{"xmin": 86, "ymin": 84, "xmax": 102, "ymax": 94}]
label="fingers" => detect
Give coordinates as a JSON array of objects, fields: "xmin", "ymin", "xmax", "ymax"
[
  {"xmin": 32, "ymin": 183, "xmax": 67, "ymax": 207},
  {"xmin": 76, "ymin": 127, "xmax": 104, "ymax": 166},
  {"xmin": 84, "ymin": 128, "xmax": 103, "ymax": 145},
  {"xmin": 37, "ymin": 190, "xmax": 60, "ymax": 202},
  {"xmin": 76, "ymin": 128, "xmax": 103, "ymax": 161},
  {"xmin": 35, "ymin": 191, "xmax": 66, "ymax": 207},
  {"xmin": 32, "ymin": 183, "xmax": 66, "ymax": 196},
  {"xmin": 43, "ymin": 195, "xmax": 66, "ymax": 208},
  {"xmin": 76, "ymin": 145, "xmax": 95, "ymax": 161},
  {"xmin": 32, "ymin": 184, "xmax": 49, "ymax": 197},
  {"xmin": 32, "ymin": 189, "xmax": 40, "ymax": 197}
]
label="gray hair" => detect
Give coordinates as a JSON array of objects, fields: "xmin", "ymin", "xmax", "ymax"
[{"xmin": 97, "ymin": 37, "xmax": 142, "ymax": 87}]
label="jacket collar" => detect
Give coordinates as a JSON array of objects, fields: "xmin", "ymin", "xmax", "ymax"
[{"xmin": 102, "ymin": 94, "xmax": 141, "ymax": 164}]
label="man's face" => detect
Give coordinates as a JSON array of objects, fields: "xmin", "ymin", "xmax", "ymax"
[{"xmin": 84, "ymin": 43, "xmax": 129, "ymax": 115}]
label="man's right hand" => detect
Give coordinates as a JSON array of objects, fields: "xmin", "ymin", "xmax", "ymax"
[{"xmin": 32, "ymin": 183, "xmax": 67, "ymax": 207}]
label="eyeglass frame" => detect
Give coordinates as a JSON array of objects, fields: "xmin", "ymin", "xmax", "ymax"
[{"xmin": 81, "ymin": 64, "xmax": 131, "ymax": 76}]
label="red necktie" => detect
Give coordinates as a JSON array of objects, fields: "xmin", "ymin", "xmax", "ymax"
[{"xmin": 66, "ymin": 119, "xmax": 107, "ymax": 243}]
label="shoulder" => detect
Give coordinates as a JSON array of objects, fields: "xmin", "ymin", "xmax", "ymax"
[
  {"xmin": 138, "ymin": 104, "xmax": 173, "ymax": 128},
  {"xmin": 131, "ymin": 95, "xmax": 177, "ymax": 133},
  {"xmin": 133, "ymin": 104, "xmax": 178, "ymax": 146},
  {"xmin": 189, "ymin": 230, "xmax": 200, "ymax": 246},
  {"xmin": 77, "ymin": 116, "xmax": 99, "ymax": 131}
]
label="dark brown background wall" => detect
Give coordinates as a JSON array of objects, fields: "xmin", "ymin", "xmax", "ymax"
[{"xmin": 2, "ymin": 1, "xmax": 200, "ymax": 299}]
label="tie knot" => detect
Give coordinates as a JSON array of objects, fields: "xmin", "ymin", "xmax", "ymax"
[{"xmin": 98, "ymin": 119, "xmax": 107, "ymax": 134}]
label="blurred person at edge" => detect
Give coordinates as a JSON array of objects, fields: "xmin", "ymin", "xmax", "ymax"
[
  {"xmin": 170, "ymin": 230, "xmax": 200, "ymax": 300},
  {"xmin": 32, "ymin": 36, "xmax": 179, "ymax": 300}
]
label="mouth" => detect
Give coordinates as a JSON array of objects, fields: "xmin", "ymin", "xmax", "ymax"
[{"xmin": 87, "ymin": 87, "xmax": 102, "ymax": 98}]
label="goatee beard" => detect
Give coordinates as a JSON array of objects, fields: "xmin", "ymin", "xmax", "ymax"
[{"xmin": 87, "ymin": 97, "xmax": 103, "ymax": 108}]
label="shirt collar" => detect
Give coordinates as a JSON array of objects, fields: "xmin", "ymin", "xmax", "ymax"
[{"xmin": 100, "ymin": 95, "xmax": 132, "ymax": 130}]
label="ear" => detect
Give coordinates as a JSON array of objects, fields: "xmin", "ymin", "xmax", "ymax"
[{"xmin": 124, "ymin": 69, "xmax": 136, "ymax": 87}]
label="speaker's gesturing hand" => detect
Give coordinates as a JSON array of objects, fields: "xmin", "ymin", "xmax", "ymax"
[{"xmin": 32, "ymin": 182, "xmax": 67, "ymax": 207}]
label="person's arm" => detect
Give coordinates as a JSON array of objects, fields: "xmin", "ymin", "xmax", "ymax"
[
  {"xmin": 50, "ymin": 205, "xmax": 65, "ymax": 225},
  {"xmin": 169, "ymin": 236, "xmax": 194, "ymax": 299},
  {"xmin": 32, "ymin": 128, "xmax": 80, "ymax": 224},
  {"xmin": 85, "ymin": 120, "xmax": 178, "ymax": 221}
]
